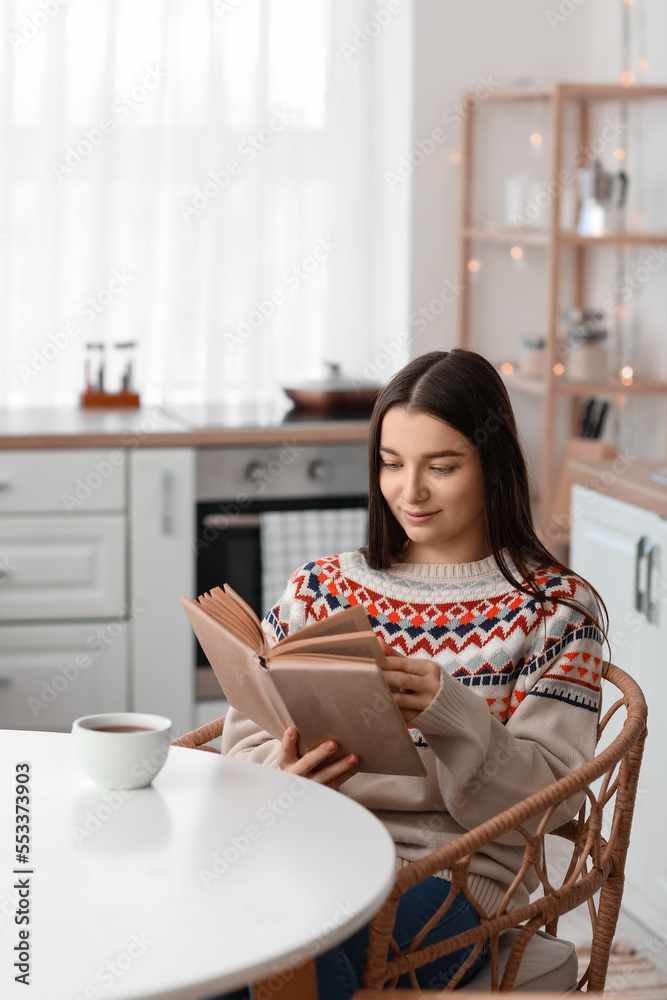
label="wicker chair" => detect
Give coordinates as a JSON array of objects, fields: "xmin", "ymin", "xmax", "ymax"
[
  {"xmin": 357, "ymin": 660, "xmax": 647, "ymax": 994},
  {"xmin": 171, "ymin": 715, "xmax": 226, "ymax": 753},
  {"xmin": 173, "ymin": 660, "xmax": 647, "ymax": 996}
]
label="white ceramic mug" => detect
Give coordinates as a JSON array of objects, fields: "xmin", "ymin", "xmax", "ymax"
[{"xmin": 72, "ymin": 712, "xmax": 172, "ymax": 789}]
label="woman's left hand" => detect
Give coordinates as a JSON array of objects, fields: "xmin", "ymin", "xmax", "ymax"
[{"xmin": 377, "ymin": 637, "xmax": 442, "ymax": 722}]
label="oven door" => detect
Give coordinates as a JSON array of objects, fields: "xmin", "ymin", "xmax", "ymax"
[{"xmin": 195, "ymin": 494, "xmax": 367, "ymax": 668}]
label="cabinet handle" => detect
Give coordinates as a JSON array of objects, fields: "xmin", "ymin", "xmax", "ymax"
[
  {"xmin": 160, "ymin": 470, "xmax": 173, "ymax": 536},
  {"xmin": 645, "ymin": 542, "xmax": 658, "ymax": 625},
  {"xmin": 202, "ymin": 513, "xmax": 261, "ymax": 529},
  {"xmin": 634, "ymin": 535, "xmax": 648, "ymax": 615}
]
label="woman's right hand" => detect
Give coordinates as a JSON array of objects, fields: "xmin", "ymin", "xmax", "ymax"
[{"xmin": 276, "ymin": 727, "xmax": 358, "ymax": 790}]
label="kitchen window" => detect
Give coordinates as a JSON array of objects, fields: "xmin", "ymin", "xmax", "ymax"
[{"xmin": 1, "ymin": 0, "xmax": 412, "ymax": 407}]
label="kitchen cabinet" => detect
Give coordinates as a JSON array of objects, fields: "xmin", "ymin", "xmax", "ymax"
[
  {"xmin": 129, "ymin": 448, "xmax": 195, "ymax": 736},
  {"xmin": 0, "ymin": 449, "xmax": 129, "ymax": 730},
  {"xmin": 570, "ymin": 484, "xmax": 667, "ymax": 930},
  {"xmin": 0, "ymin": 622, "xmax": 127, "ymax": 731},
  {"xmin": 0, "ymin": 516, "xmax": 125, "ymax": 621},
  {"xmin": 458, "ymin": 82, "xmax": 667, "ymax": 541}
]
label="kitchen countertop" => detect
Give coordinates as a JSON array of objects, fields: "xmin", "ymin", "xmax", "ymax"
[
  {"xmin": 0, "ymin": 402, "xmax": 371, "ymax": 449},
  {"xmin": 569, "ymin": 456, "xmax": 667, "ymax": 519}
]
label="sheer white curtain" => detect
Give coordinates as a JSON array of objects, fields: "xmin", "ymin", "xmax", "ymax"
[{"xmin": 0, "ymin": 0, "xmax": 412, "ymax": 407}]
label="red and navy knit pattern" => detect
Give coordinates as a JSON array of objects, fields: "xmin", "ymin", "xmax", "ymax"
[{"xmin": 263, "ymin": 552, "xmax": 603, "ymax": 724}]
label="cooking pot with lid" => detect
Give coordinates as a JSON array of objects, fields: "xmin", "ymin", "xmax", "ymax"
[{"xmin": 283, "ymin": 362, "xmax": 382, "ymax": 415}]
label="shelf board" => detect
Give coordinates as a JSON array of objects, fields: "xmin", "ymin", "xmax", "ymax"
[
  {"xmin": 476, "ymin": 87, "xmax": 554, "ymax": 103},
  {"xmin": 558, "ymin": 82, "xmax": 667, "ymax": 101},
  {"xmin": 465, "ymin": 228, "xmax": 667, "ymax": 248},
  {"xmin": 479, "ymin": 83, "xmax": 667, "ymax": 103},
  {"xmin": 463, "ymin": 227, "xmax": 549, "ymax": 246},
  {"xmin": 555, "ymin": 378, "xmax": 667, "ymax": 396},
  {"xmin": 499, "ymin": 369, "xmax": 667, "ymax": 397},
  {"xmin": 559, "ymin": 231, "xmax": 667, "ymax": 246}
]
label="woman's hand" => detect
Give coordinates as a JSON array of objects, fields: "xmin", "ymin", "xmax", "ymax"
[
  {"xmin": 377, "ymin": 637, "xmax": 441, "ymax": 722},
  {"xmin": 276, "ymin": 728, "xmax": 358, "ymax": 791}
]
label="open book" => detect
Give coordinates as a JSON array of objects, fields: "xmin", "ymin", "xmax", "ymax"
[{"xmin": 180, "ymin": 585, "xmax": 426, "ymax": 777}]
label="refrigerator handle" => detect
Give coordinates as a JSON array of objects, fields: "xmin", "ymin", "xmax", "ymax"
[{"xmin": 634, "ymin": 535, "xmax": 648, "ymax": 615}]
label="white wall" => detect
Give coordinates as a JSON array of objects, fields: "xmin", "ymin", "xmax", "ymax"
[{"xmin": 408, "ymin": 0, "xmax": 667, "ymax": 475}]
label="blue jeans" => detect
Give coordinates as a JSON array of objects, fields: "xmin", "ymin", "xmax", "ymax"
[{"xmin": 207, "ymin": 877, "xmax": 488, "ymax": 1000}]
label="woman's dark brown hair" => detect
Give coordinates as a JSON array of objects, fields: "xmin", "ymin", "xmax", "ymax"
[{"xmin": 366, "ymin": 349, "xmax": 608, "ymax": 635}]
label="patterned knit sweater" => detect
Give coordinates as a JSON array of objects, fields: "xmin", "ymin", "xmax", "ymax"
[{"xmin": 220, "ymin": 549, "xmax": 604, "ymax": 916}]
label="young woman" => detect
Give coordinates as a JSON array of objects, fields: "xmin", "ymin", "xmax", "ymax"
[{"xmin": 218, "ymin": 349, "xmax": 607, "ymax": 998}]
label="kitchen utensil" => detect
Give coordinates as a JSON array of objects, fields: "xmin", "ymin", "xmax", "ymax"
[
  {"xmin": 580, "ymin": 397, "xmax": 596, "ymax": 437},
  {"xmin": 589, "ymin": 400, "xmax": 609, "ymax": 439},
  {"xmin": 283, "ymin": 362, "xmax": 382, "ymax": 415},
  {"xmin": 577, "ymin": 160, "xmax": 629, "ymax": 236}
]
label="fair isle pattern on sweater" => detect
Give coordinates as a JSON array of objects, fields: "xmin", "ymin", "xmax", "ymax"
[{"xmin": 263, "ymin": 551, "xmax": 603, "ymax": 725}]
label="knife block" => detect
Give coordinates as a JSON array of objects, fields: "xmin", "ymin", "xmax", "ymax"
[{"xmin": 550, "ymin": 438, "xmax": 618, "ymax": 528}]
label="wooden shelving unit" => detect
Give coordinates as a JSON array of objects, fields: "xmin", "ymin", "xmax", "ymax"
[{"xmin": 457, "ymin": 81, "xmax": 667, "ymax": 540}]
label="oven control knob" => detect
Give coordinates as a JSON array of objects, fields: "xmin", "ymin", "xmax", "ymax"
[
  {"xmin": 308, "ymin": 459, "xmax": 332, "ymax": 483},
  {"xmin": 245, "ymin": 461, "xmax": 267, "ymax": 484}
]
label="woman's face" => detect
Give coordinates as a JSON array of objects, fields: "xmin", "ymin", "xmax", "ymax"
[{"xmin": 378, "ymin": 406, "xmax": 489, "ymax": 564}]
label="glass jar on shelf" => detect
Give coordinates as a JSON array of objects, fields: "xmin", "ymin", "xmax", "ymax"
[
  {"xmin": 561, "ymin": 308, "xmax": 609, "ymax": 382},
  {"xmin": 518, "ymin": 335, "xmax": 546, "ymax": 378}
]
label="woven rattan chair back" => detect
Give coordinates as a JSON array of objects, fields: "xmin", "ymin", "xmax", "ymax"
[
  {"xmin": 361, "ymin": 661, "xmax": 647, "ymax": 993},
  {"xmin": 171, "ymin": 715, "xmax": 225, "ymax": 752}
]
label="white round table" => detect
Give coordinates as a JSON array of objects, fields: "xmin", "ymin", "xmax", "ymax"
[{"xmin": 0, "ymin": 731, "xmax": 396, "ymax": 1000}]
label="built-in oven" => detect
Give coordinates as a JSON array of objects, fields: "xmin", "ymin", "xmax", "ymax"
[{"xmin": 194, "ymin": 440, "xmax": 368, "ymax": 700}]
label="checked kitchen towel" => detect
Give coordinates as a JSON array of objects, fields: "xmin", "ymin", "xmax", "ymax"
[{"xmin": 260, "ymin": 508, "xmax": 368, "ymax": 617}]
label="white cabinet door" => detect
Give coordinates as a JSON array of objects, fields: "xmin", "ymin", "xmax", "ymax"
[
  {"xmin": 570, "ymin": 486, "xmax": 667, "ymax": 929},
  {"xmin": 0, "ymin": 621, "xmax": 127, "ymax": 731},
  {"xmin": 0, "ymin": 449, "xmax": 126, "ymax": 512},
  {"xmin": 129, "ymin": 449, "xmax": 195, "ymax": 736},
  {"xmin": 0, "ymin": 515, "xmax": 126, "ymax": 620}
]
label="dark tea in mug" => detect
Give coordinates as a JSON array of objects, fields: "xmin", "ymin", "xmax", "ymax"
[{"xmin": 91, "ymin": 726, "xmax": 153, "ymax": 733}]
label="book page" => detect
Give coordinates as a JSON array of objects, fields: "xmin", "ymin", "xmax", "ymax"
[
  {"xmin": 277, "ymin": 604, "xmax": 373, "ymax": 647},
  {"xmin": 203, "ymin": 586, "xmax": 263, "ymax": 652},
  {"xmin": 269, "ymin": 656, "xmax": 425, "ymax": 777},
  {"xmin": 268, "ymin": 631, "xmax": 388, "ymax": 668},
  {"xmin": 180, "ymin": 597, "xmax": 292, "ymax": 738},
  {"xmin": 222, "ymin": 583, "xmax": 265, "ymax": 646}
]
